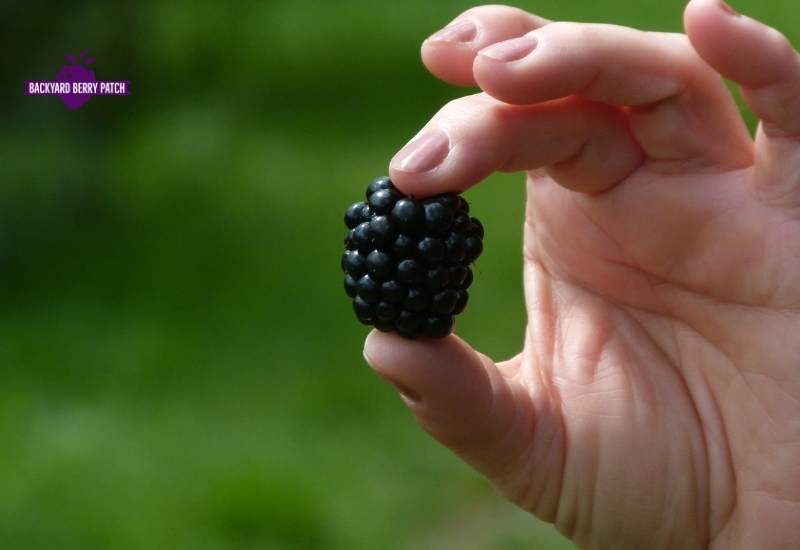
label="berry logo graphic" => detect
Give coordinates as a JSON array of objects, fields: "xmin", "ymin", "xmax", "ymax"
[
  {"xmin": 25, "ymin": 51, "xmax": 130, "ymax": 110},
  {"xmin": 54, "ymin": 51, "xmax": 96, "ymax": 110}
]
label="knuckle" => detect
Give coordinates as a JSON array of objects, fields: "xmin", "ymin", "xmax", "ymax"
[
  {"xmin": 438, "ymin": 92, "xmax": 495, "ymax": 118},
  {"xmin": 765, "ymin": 26, "xmax": 793, "ymax": 53},
  {"xmin": 460, "ymin": 4, "xmax": 530, "ymax": 19}
]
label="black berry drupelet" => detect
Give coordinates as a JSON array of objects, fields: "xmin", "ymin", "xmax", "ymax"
[{"xmin": 342, "ymin": 176, "xmax": 484, "ymax": 339}]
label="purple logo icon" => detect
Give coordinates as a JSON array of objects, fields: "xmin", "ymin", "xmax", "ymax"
[
  {"xmin": 25, "ymin": 51, "xmax": 130, "ymax": 110},
  {"xmin": 56, "ymin": 50, "xmax": 96, "ymax": 110}
]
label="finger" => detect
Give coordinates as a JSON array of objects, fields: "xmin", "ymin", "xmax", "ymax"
[
  {"xmin": 363, "ymin": 330, "xmax": 561, "ymax": 496},
  {"xmin": 685, "ymin": 0, "xmax": 800, "ymax": 137},
  {"xmin": 684, "ymin": 0, "xmax": 800, "ymax": 203},
  {"xmin": 389, "ymin": 93, "xmax": 643, "ymax": 197},
  {"xmin": 421, "ymin": 5, "xmax": 549, "ymax": 87},
  {"xmin": 473, "ymin": 22, "xmax": 753, "ymax": 167}
]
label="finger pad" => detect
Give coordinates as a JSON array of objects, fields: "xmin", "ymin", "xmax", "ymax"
[{"xmin": 421, "ymin": 41, "xmax": 479, "ymax": 87}]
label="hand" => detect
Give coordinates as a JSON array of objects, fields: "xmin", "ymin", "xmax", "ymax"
[{"xmin": 362, "ymin": 2, "xmax": 800, "ymax": 549}]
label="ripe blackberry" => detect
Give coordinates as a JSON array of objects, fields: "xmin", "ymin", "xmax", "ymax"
[{"xmin": 342, "ymin": 176, "xmax": 484, "ymax": 339}]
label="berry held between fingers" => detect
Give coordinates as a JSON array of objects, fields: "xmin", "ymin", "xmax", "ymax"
[{"xmin": 341, "ymin": 176, "xmax": 484, "ymax": 339}]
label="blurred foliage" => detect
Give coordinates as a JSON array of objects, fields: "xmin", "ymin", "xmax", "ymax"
[{"xmin": 0, "ymin": 0, "xmax": 796, "ymax": 548}]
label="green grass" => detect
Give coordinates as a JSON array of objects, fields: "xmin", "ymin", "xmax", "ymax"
[{"xmin": 0, "ymin": 0, "xmax": 797, "ymax": 548}]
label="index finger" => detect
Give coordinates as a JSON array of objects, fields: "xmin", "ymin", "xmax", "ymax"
[{"xmin": 421, "ymin": 5, "xmax": 549, "ymax": 87}]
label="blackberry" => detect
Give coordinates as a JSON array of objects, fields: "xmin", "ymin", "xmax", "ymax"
[
  {"xmin": 392, "ymin": 234, "xmax": 416, "ymax": 258},
  {"xmin": 397, "ymin": 258, "xmax": 425, "ymax": 285},
  {"xmin": 380, "ymin": 280, "xmax": 408, "ymax": 303},
  {"xmin": 452, "ymin": 213, "xmax": 470, "ymax": 234},
  {"xmin": 423, "ymin": 201, "xmax": 454, "ymax": 234},
  {"xmin": 391, "ymin": 199, "xmax": 423, "ymax": 232},
  {"xmin": 425, "ymin": 266, "xmax": 449, "ymax": 290},
  {"xmin": 351, "ymin": 222, "xmax": 371, "ymax": 253},
  {"xmin": 404, "ymin": 288, "xmax": 430, "ymax": 313},
  {"xmin": 344, "ymin": 274, "xmax": 358, "ymax": 298},
  {"xmin": 417, "ymin": 237, "xmax": 445, "ymax": 263},
  {"xmin": 342, "ymin": 250, "xmax": 366, "ymax": 277},
  {"xmin": 366, "ymin": 176, "xmax": 393, "ymax": 198},
  {"xmin": 356, "ymin": 274, "xmax": 380, "ymax": 303},
  {"xmin": 342, "ymin": 176, "xmax": 484, "ymax": 339},
  {"xmin": 368, "ymin": 216, "xmax": 396, "ymax": 248},
  {"xmin": 366, "ymin": 250, "xmax": 393, "ymax": 279},
  {"xmin": 369, "ymin": 189, "xmax": 401, "ymax": 215}
]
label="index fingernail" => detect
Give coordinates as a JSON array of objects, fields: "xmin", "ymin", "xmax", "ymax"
[
  {"xmin": 479, "ymin": 35, "xmax": 538, "ymax": 62},
  {"xmin": 718, "ymin": 1, "xmax": 741, "ymax": 16},
  {"xmin": 363, "ymin": 342, "xmax": 422, "ymax": 404},
  {"xmin": 428, "ymin": 19, "xmax": 477, "ymax": 43},
  {"xmin": 390, "ymin": 129, "xmax": 451, "ymax": 174}
]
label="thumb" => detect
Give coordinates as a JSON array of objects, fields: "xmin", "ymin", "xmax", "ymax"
[{"xmin": 363, "ymin": 330, "xmax": 552, "ymax": 492}]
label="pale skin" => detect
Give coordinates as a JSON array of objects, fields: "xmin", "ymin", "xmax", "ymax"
[{"xmin": 361, "ymin": 1, "xmax": 800, "ymax": 549}]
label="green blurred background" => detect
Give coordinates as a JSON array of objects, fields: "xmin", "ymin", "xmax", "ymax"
[{"xmin": 0, "ymin": 0, "xmax": 796, "ymax": 548}]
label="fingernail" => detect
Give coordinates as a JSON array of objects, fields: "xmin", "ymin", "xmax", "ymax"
[
  {"xmin": 428, "ymin": 19, "xmax": 477, "ymax": 43},
  {"xmin": 479, "ymin": 35, "xmax": 538, "ymax": 62},
  {"xmin": 363, "ymin": 349, "xmax": 422, "ymax": 403},
  {"xmin": 718, "ymin": 0, "xmax": 741, "ymax": 16},
  {"xmin": 390, "ymin": 128, "xmax": 450, "ymax": 173},
  {"xmin": 387, "ymin": 378, "xmax": 421, "ymax": 404}
]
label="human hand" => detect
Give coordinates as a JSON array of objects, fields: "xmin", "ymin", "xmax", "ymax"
[{"xmin": 362, "ymin": 1, "xmax": 800, "ymax": 548}]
